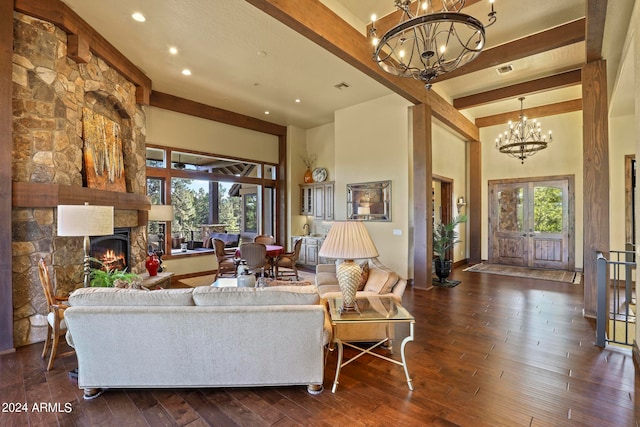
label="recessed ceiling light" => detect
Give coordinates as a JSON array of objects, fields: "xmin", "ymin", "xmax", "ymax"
[
  {"xmin": 264, "ymin": 111, "xmax": 270, "ymax": 115},
  {"xmin": 257, "ymin": 51, "xmax": 268, "ymax": 57},
  {"xmin": 169, "ymin": 47, "xmax": 178, "ymax": 55},
  {"xmin": 295, "ymin": 99, "xmax": 301, "ymax": 103},
  {"xmin": 131, "ymin": 12, "xmax": 146, "ymax": 22},
  {"xmin": 181, "ymin": 69, "xmax": 192, "ymax": 76}
]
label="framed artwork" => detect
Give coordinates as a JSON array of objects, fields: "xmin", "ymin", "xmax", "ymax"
[
  {"xmin": 82, "ymin": 107, "xmax": 126, "ymax": 192},
  {"xmin": 347, "ymin": 180, "xmax": 391, "ymax": 221}
]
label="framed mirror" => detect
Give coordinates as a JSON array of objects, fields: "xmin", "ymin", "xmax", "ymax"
[{"xmin": 347, "ymin": 180, "xmax": 391, "ymax": 221}]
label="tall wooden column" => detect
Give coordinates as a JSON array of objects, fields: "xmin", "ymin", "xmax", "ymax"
[
  {"xmin": 412, "ymin": 103, "xmax": 433, "ymax": 289},
  {"xmin": 582, "ymin": 59, "xmax": 609, "ymax": 317},
  {"xmin": 0, "ymin": 0, "xmax": 14, "ymax": 353},
  {"xmin": 468, "ymin": 139, "xmax": 482, "ymax": 264}
]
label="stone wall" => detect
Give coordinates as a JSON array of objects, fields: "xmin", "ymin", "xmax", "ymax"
[{"xmin": 11, "ymin": 12, "xmax": 148, "ymax": 347}]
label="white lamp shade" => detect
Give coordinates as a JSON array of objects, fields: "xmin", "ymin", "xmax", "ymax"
[
  {"xmin": 319, "ymin": 221, "xmax": 379, "ymax": 260},
  {"xmin": 57, "ymin": 204, "xmax": 114, "ymax": 236},
  {"xmin": 357, "ymin": 206, "xmax": 371, "ymax": 215},
  {"xmin": 149, "ymin": 204, "xmax": 174, "ymax": 221}
]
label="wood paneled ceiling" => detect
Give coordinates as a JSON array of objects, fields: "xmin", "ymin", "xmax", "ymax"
[{"xmin": 58, "ymin": 0, "xmax": 633, "ymax": 130}]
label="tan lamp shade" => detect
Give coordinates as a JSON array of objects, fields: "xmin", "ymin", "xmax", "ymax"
[
  {"xmin": 319, "ymin": 221, "xmax": 379, "ymax": 260},
  {"xmin": 149, "ymin": 204, "xmax": 174, "ymax": 221},
  {"xmin": 57, "ymin": 204, "xmax": 114, "ymax": 236}
]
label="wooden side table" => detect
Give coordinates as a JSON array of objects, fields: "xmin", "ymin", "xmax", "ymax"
[{"xmin": 140, "ymin": 271, "xmax": 174, "ymax": 289}]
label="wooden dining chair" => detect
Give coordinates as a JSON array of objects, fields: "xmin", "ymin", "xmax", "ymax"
[
  {"xmin": 37, "ymin": 258, "xmax": 74, "ymax": 371},
  {"xmin": 214, "ymin": 238, "xmax": 237, "ymax": 277},
  {"xmin": 274, "ymin": 238, "xmax": 303, "ymax": 280},
  {"xmin": 254, "ymin": 234, "xmax": 276, "ymax": 245},
  {"xmin": 239, "ymin": 242, "xmax": 270, "ymax": 276}
]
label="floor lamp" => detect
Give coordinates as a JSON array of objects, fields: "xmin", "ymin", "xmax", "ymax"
[
  {"xmin": 57, "ymin": 203, "xmax": 114, "ymax": 287},
  {"xmin": 148, "ymin": 204, "xmax": 174, "ymax": 271},
  {"xmin": 318, "ymin": 221, "xmax": 379, "ymax": 312}
]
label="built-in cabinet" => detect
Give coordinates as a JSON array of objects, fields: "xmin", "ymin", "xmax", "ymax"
[
  {"xmin": 300, "ymin": 181, "xmax": 334, "ymax": 220},
  {"xmin": 292, "ymin": 236, "xmax": 335, "ymax": 266}
]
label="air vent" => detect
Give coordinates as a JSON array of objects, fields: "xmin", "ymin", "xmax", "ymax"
[
  {"xmin": 496, "ymin": 64, "xmax": 514, "ymax": 75},
  {"xmin": 334, "ymin": 82, "xmax": 350, "ymax": 90}
]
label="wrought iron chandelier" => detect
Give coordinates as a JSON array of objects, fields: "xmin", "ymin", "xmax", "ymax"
[
  {"xmin": 495, "ymin": 97, "xmax": 553, "ymax": 164},
  {"xmin": 369, "ymin": 0, "xmax": 497, "ymax": 89}
]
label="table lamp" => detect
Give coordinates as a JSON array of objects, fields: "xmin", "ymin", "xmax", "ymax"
[
  {"xmin": 149, "ymin": 204, "xmax": 174, "ymax": 270},
  {"xmin": 57, "ymin": 202, "xmax": 114, "ymax": 287},
  {"xmin": 318, "ymin": 221, "xmax": 379, "ymax": 312}
]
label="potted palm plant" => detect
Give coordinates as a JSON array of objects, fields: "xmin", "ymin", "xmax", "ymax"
[{"xmin": 433, "ymin": 214, "xmax": 467, "ymax": 283}]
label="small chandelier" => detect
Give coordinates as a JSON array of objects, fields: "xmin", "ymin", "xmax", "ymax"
[
  {"xmin": 369, "ymin": 0, "xmax": 497, "ymax": 89},
  {"xmin": 495, "ymin": 97, "xmax": 553, "ymax": 164}
]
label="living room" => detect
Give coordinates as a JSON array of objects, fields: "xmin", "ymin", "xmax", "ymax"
[{"xmin": 1, "ymin": 0, "xmax": 640, "ymax": 425}]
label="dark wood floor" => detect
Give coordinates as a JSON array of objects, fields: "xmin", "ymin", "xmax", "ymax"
[{"xmin": 2, "ymin": 266, "xmax": 639, "ymax": 426}]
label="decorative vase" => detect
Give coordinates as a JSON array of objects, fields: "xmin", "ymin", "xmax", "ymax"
[
  {"xmin": 434, "ymin": 259, "xmax": 452, "ymax": 283},
  {"xmin": 304, "ymin": 168, "xmax": 314, "ymax": 183},
  {"xmin": 237, "ymin": 268, "xmax": 256, "ymax": 287},
  {"xmin": 336, "ymin": 260, "xmax": 361, "ymax": 311},
  {"xmin": 145, "ymin": 255, "xmax": 160, "ymax": 276}
]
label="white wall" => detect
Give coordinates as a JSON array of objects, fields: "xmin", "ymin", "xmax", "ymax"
[
  {"xmin": 146, "ymin": 107, "xmax": 279, "ymax": 163},
  {"xmin": 609, "ymin": 114, "xmax": 635, "ymax": 250},
  {"xmin": 432, "ymin": 121, "xmax": 468, "ymax": 263},
  {"xmin": 479, "ymin": 110, "xmax": 584, "ymax": 268},
  {"xmin": 334, "ymin": 93, "xmax": 412, "ymax": 277},
  {"xmin": 287, "ymin": 125, "xmax": 307, "ymax": 245}
]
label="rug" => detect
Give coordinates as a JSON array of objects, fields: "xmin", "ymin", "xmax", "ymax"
[
  {"xmin": 432, "ymin": 278, "xmax": 461, "ymax": 288},
  {"xmin": 464, "ymin": 263, "xmax": 582, "ymax": 284}
]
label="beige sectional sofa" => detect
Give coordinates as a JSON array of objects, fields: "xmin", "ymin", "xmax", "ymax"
[
  {"xmin": 315, "ymin": 258, "xmax": 407, "ymax": 343},
  {"xmin": 64, "ymin": 285, "xmax": 330, "ymax": 394}
]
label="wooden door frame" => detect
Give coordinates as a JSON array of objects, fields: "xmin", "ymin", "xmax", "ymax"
[
  {"xmin": 488, "ymin": 175, "xmax": 576, "ymax": 270},
  {"xmin": 433, "ymin": 174, "xmax": 453, "ymax": 260},
  {"xmin": 625, "ymin": 155, "xmax": 634, "ymax": 247}
]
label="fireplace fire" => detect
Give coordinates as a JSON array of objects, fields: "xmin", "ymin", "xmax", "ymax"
[{"xmin": 90, "ymin": 228, "xmax": 130, "ymax": 272}]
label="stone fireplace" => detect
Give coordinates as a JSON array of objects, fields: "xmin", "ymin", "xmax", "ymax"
[{"xmin": 11, "ymin": 12, "xmax": 149, "ymax": 346}]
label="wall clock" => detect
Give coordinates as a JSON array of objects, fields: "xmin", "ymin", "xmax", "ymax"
[{"xmin": 312, "ymin": 167, "xmax": 328, "ymax": 182}]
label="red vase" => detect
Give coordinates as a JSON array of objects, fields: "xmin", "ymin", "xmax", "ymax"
[{"xmin": 145, "ymin": 256, "xmax": 160, "ymax": 276}]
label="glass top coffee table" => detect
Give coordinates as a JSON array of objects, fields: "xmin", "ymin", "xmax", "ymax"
[{"xmin": 327, "ymin": 295, "xmax": 415, "ymax": 393}]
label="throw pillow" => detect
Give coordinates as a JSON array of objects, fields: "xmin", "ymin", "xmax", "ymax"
[
  {"xmin": 363, "ymin": 266, "xmax": 399, "ymax": 294},
  {"xmin": 357, "ymin": 263, "xmax": 369, "ymax": 291}
]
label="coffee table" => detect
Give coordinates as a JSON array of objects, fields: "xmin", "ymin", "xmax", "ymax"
[{"xmin": 327, "ymin": 295, "xmax": 415, "ymax": 393}]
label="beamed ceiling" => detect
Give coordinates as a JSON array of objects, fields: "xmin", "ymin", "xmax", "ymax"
[{"xmin": 58, "ymin": 0, "xmax": 634, "ymax": 134}]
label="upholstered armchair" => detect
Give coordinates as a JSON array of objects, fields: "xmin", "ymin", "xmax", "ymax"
[
  {"xmin": 214, "ymin": 238, "xmax": 237, "ymax": 277},
  {"xmin": 274, "ymin": 238, "xmax": 302, "ymax": 280},
  {"xmin": 254, "ymin": 234, "xmax": 276, "ymax": 245},
  {"xmin": 239, "ymin": 242, "xmax": 271, "ymax": 276}
]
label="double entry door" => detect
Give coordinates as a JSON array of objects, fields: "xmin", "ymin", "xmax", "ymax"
[{"xmin": 489, "ymin": 176, "xmax": 574, "ymax": 270}]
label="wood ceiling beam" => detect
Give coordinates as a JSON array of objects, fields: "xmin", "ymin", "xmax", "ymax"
[
  {"xmin": 585, "ymin": 0, "xmax": 607, "ymax": 62},
  {"xmin": 150, "ymin": 91, "xmax": 287, "ymax": 136},
  {"xmin": 434, "ymin": 19, "xmax": 585, "ymax": 82},
  {"xmin": 14, "ymin": 0, "xmax": 152, "ymax": 105},
  {"xmin": 453, "ymin": 69, "xmax": 582, "ymax": 110},
  {"xmin": 366, "ymin": 0, "xmax": 484, "ymax": 38},
  {"xmin": 245, "ymin": 0, "xmax": 479, "ymax": 142},
  {"xmin": 475, "ymin": 99, "xmax": 583, "ymax": 128}
]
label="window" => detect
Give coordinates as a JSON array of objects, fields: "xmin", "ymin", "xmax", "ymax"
[{"xmin": 146, "ymin": 146, "xmax": 277, "ymax": 253}]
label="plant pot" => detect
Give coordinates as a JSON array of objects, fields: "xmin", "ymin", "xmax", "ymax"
[{"xmin": 434, "ymin": 258, "xmax": 452, "ymax": 283}]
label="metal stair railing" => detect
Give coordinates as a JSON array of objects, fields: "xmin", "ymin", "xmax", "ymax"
[{"xmin": 596, "ymin": 250, "xmax": 636, "ymax": 347}]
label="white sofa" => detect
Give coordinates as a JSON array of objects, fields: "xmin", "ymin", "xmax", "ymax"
[
  {"xmin": 315, "ymin": 258, "xmax": 407, "ymax": 343},
  {"xmin": 64, "ymin": 285, "xmax": 330, "ymax": 394}
]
